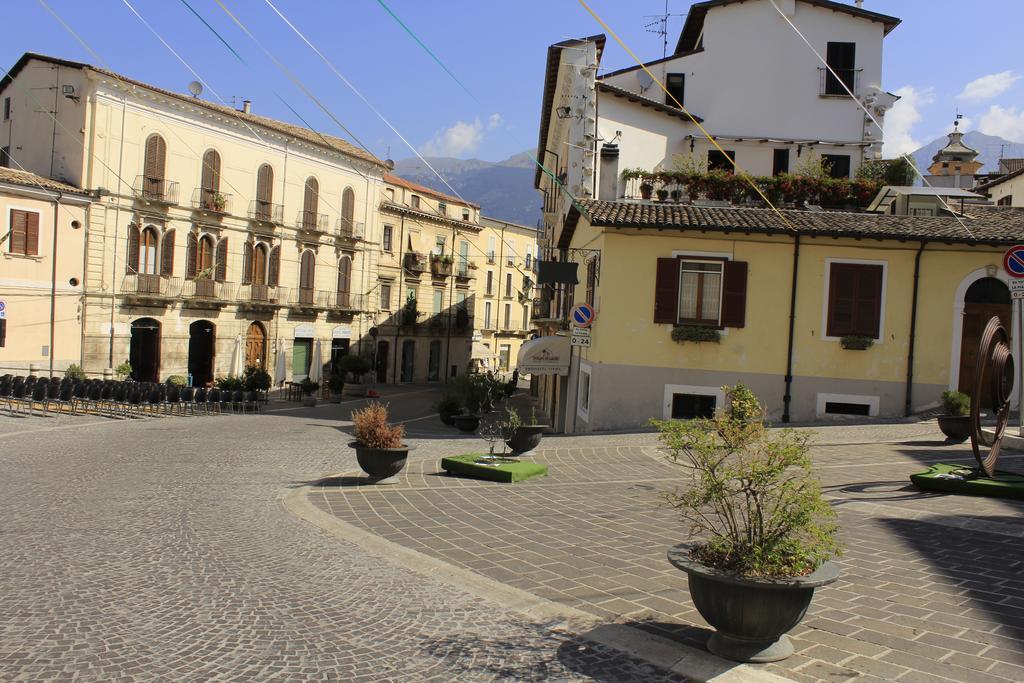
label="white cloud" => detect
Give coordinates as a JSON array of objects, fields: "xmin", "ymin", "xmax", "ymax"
[
  {"xmin": 957, "ymin": 70, "xmax": 1020, "ymax": 102},
  {"xmin": 420, "ymin": 113, "xmax": 503, "ymax": 157},
  {"xmin": 882, "ymin": 85, "xmax": 934, "ymax": 157},
  {"xmin": 979, "ymin": 104, "xmax": 1024, "ymax": 141}
]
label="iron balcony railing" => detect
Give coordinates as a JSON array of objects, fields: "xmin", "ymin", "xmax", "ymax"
[
  {"xmin": 120, "ymin": 274, "xmax": 182, "ymax": 299},
  {"xmin": 819, "ymin": 67, "xmax": 861, "ymax": 96},
  {"xmin": 133, "ymin": 176, "xmax": 180, "ymax": 205},
  {"xmin": 327, "ymin": 291, "xmax": 364, "ymax": 311},
  {"xmin": 237, "ymin": 283, "xmax": 287, "ymax": 306},
  {"xmin": 248, "ymin": 200, "xmax": 284, "ymax": 225},
  {"xmin": 336, "ymin": 217, "xmax": 365, "ymax": 240},
  {"xmin": 531, "ymin": 296, "xmax": 555, "ymax": 321},
  {"xmin": 296, "ymin": 210, "xmax": 329, "ymax": 232},
  {"xmin": 191, "ymin": 187, "xmax": 232, "ymax": 214},
  {"xmin": 404, "ymin": 251, "xmax": 428, "ymax": 273},
  {"xmin": 183, "ymin": 278, "xmax": 235, "ymax": 301}
]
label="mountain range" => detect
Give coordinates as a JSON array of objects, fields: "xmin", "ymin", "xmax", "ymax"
[
  {"xmin": 911, "ymin": 131, "xmax": 1024, "ymax": 175},
  {"xmin": 391, "ymin": 151, "xmax": 540, "ymax": 227}
]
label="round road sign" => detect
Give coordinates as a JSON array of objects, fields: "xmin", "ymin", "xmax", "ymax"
[
  {"xmin": 570, "ymin": 303, "xmax": 596, "ymax": 328},
  {"xmin": 1004, "ymin": 245, "xmax": 1024, "ymax": 278}
]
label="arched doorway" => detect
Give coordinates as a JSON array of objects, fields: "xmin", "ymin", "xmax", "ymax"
[
  {"xmin": 401, "ymin": 340, "xmax": 415, "ymax": 382},
  {"xmin": 129, "ymin": 318, "xmax": 161, "ymax": 382},
  {"xmin": 245, "ymin": 322, "xmax": 267, "ymax": 370},
  {"xmin": 188, "ymin": 320, "xmax": 216, "ymax": 387},
  {"xmin": 376, "ymin": 340, "xmax": 389, "ymax": 383},
  {"xmin": 958, "ymin": 277, "xmax": 1011, "ymax": 394}
]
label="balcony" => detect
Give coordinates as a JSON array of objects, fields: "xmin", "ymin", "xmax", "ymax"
[
  {"xmin": 237, "ymin": 284, "xmax": 287, "ymax": 310},
  {"xmin": 182, "ymin": 278, "xmax": 234, "ymax": 308},
  {"xmin": 296, "ymin": 210, "xmax": 329, "ymax": 234},
  {"xmin": 819, "ymin": 67, "xmax": 861, "ymax": 97},
  {"xmin": 248, "ymin": 200, "xmax": 284, "ymax": 230},
  {"xmin": 327, "ymin": 291, "xmax": 364, "ymax": 313},
  {"xmin": 120, "ymin": 274, "xmax": 181, "ymax": 305},
  {"xmin": 336, "ymin": 217, "xmax": 365, "ymax": 241},
  {"xmin": 486, "ymin": 252, "xmax": 496, "ymax": 264},
  {"xmin": 454, "ymin": 261, "xmax": 475, "ymax": 281},
  {"xmin": 289, "ymin": 287, "xmax": 327, "ymax": 312},
  {"xmin": 429, "ymin": 255, "xmax": 453, "ymax": 279},
  {"xmin": 531, "ymin": 296, "xmax": 557, "ymax": 322},
  {"xmin": 403, "ymin": 251, "xmax": 428, "ymax": 275},
  {"xmin": 133, "ymin": 176, "xmax": 179, "ymax": 206},
  {"xmin": 191, "ymin": 187, "xmax": 232, "ymax": 217}
]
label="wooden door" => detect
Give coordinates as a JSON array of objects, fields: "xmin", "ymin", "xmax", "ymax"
[
  {"xmin": 245, "ymin": 322, "xmax": 267, "ymax": 370},
  {"xmin": 959, "ymin": 303, "xmax": 1012, "ymax": 394}
]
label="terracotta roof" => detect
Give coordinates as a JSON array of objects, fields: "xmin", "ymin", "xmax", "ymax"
[
  {"xmin": 575, "ymin": 199, "xmax": 1024, "ymax": 245},
  {"xmin": 975, "ymin": 166, "xmax": 1024, "ymax": 192},
  {"xmin": 0, "ymin": 166, "xmax": 89, "ymax": 195},
  {"xmin": 597, "ymin": 82, "xmax": 703, "ymax": 124},
  {"xmin": 0, "ymin": 53, "xmax": 387, "ymax": 168},
  {"xmin": 675, "ymin": 0, "xmax": 900, "ymax": 53},
  {"xmin": 999, "ymin": 158, "xmax": 1024, "ymax": 174},
  {"xmin": 383, "ymin": 173, "xmax": 477, "ymax": 208}
]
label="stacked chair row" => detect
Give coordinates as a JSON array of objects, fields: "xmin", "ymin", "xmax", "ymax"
[{"xmin": 0, "ymin": 375, "xmax": 264, "ymax": 418}]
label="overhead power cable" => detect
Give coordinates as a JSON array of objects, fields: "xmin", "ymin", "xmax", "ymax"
[{"xmin": 769, "ymin": 1, "xmax": 976, "ymax": 239}]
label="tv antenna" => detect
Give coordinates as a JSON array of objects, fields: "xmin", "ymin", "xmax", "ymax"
[
  {"xmin": 643, "ymin": 1, "xmax": 686, "ymax": 59},
  {"xmin": 187, "ymin": 81, "xmax": 203, "ymax": 98}
]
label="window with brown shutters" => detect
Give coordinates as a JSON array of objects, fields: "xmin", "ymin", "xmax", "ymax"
[
  {"xmin": 255, "ymin": 164, "xmax": 273, "ymax": 220},
  {"xmin": 338, "ymin": 254, "xmax": 352, "ymax": 306},
  {"xmin": 252, "ymin": 243, "xmax": 267, "ymax": 285},
  {"xmin": 200, "ymin": 149, "xmax": 221, "ymax": 209},
  {"xmin": 268, "ymin": 246, "xmax": 280, "ymax": 287},
  {"xmin": 585, "ymin": 259, "xmax": 597, "ymax": 306},
  {"xmin": 302, "ymin": 176, "xmax": 319, "ymax": 229},
  {"xmin": 299, "ymin": 250, "xmax": 315, "ymax": 304},
  {"xmin": 186, "ymin": 232, "xmax": 198, "ymax": 279},
  {"xmin": 826, "ymin": 262, "xmax": 883, "ymax": 338},
  {"xmin": 341, "ymin": 186, "xmax": 355, "ymax": 231},
  {"xmin": 160, "ymin": 230, "xmax": 175, "ymax": 277},
  {"xmin": 0, "ymin": 318, "xmax": 6, "ymax": 347},
  {"xmin": 215, "ymin": 237, "xmax": 228, "ymax": 282},
  {"xmin": 190, "ymin": 234, "xmax": 214, "ymax": 279},
  {"xmin": 127, "ymin": 223, "xmax": 141, "ymax": 273},
  {"xmin": 143, "ymin": 134, "xmax": 167, "ymax": 200},
  {"xmin": 8, "ymin": 209, "xmax": 39, "ymax": 256},
  {"xmin": 139, "ymin": 227, "xmax": 160, "ymax": 275},
  {"xmin": 654, "ymin": 256, "xmax": 747, "ymax": 327},
  {"xmin": 242, "ymin": 241, "xmax": 253, "ymax": 284}
]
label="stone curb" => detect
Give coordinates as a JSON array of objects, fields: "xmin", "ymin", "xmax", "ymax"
[{"xmin": 282, "ymin": 484, "xmax": 792, "ymax": 683}]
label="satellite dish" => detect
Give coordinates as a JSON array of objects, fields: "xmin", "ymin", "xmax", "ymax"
[
  {"xmin": 187, "ymin": 81, "xmax": 203, "ymax": 98},
  {"xmin": 637, "ymin": 70, "xmax": 654, "ymax": 92}
]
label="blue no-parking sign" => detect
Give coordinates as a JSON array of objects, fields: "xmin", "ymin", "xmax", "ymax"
[
  {"xmin": 1003, "ymin": 246, "xmax": 1024, "ymax": 279},
  {"xmin": 570, "ymin": 303, "xmax": 596, "ymax": 328}
]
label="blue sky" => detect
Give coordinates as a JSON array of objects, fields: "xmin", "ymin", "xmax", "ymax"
[{"xmin": 3, "ymin": 1, "xmax": 1023, "ymax": 163}]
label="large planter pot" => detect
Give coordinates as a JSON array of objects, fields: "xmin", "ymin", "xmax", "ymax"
[
  {"xmin": 453, "ymin": 413, "xmax": 481, "ymax": 433},
  {"xmin": 937, "ymin": 415, "xmax": 970, "ymax": 442},
  {"xmin": 668, "ymin": 543, "xmax": 839, "ymax": 663},
  {"xmin": 302, "ymin": 395, "xmax": 318, "ymax": 407},
  {"xmin": 505, "ymin": 425, "xmax": 549, "ymax": 455},
  {"xmin": 350, "ymin": 442, "xmax": 414, "ymax": 479},
  {"xmin": 439, "ymin": 411, "xmax": 457, "ymax": 427}
]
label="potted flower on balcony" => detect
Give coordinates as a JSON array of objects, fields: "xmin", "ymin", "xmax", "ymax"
[
  {"xmin": 840, "ymin": 335, "xmax": 873, "ymax": 350},
  {"xmin": 350, "ymin": 402, "xmax": 412, "ymax": 481},
  {"xmin": 640, "ymin": 180, "xmax": 654, "ymax": 200},
  {"xmin": 300, "ymin": 378, "xmax": 319, "ymax": 407},
  {"xmin": 212, "ymin": 192, "xmax": 227, "ymax": 212},
  {"xmin": 654, "ymin": 384, "xmax": 840, "ymax": 663},
  {"xmin": 937, "ymin": 390, "xmax": 971, "ymax": 442}
]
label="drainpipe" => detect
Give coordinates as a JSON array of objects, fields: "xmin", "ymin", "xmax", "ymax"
[
  {"xmin": 109, "ymin": 93, "xmax": 128, "ymax": 368},
  {"xmin": 393, "ymin": 214, "xmax": 406, "ymax": 383},
  {"xmin": 905, "ymin": 240, "xmax": 927, "ymax": 416},
  {"xmin": 49, "ymin": 192, "xmax": 62, "ymax": 376},
  {"xmin": 782, "ymin": 234, "xmax": 800, "ymax": 423}
]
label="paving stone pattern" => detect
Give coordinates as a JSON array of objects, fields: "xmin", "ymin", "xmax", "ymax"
[
  {"xmin": 312, "ymin": 429, "xmax": 1024, "ymax": 683},
  {"xmin": 0, "ymin": 391, "xmax": 688, "ymax": 682}
]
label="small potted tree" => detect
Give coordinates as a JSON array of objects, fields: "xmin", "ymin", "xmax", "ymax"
[
  {"xmin": 434, "ymin": 391, "xmax": 462, "ymax": 427},
  {"xmin": 654, "ymin": 384, "xmax": 840, "ymax": 663},
  {"xmin": 452, "ymin": 374, "xmax": 486, "ymax": 433},
  {"xmin": 350, "ymin": 402, "xmax": 413, "ymax": 481},
  {"xmin": 300, "ymin": 378, "xmax": 319, "ymax": 407},
  {"xmin": 333, "ymin": 354, "xmax": 371, "ymax": 397},
  {"xmin": 503, "ymin": 406, "xmax": 549, "ymax": 455},
  {"xmin": 937, "ymin": 390, "xmax": 970, "ymax": 442},
  {"xmin": 327, "ymin": 370, "xmax": 346, "ymax": 403}
]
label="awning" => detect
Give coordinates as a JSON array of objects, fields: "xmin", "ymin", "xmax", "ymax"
[
  {"xmin": 517, "ymin": 335, "xmax": 570, "ymax": 376},
  {"xmin": 471, "ymin": 341, "xmax": 491, "ymax": 359}
]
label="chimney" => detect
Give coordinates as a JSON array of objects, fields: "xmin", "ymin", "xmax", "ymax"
[
  {"xmin": 854, "ymin": 0, "xmax": 864, "ymax": 7},
  {"xmin": 242, "ymin": 99, "xmax": 251, "ymax": 114}
]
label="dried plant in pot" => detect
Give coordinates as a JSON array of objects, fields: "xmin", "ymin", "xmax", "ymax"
[
  {"xmin": 937, "ymin": 390, "xmax": 970, "ymax": 443},
  {"xmin": 350, "ymin": 402, "xmax": 413, "ymax": 480},
  {"xmin": 653, "ymin": 384, "xmax": 841, "ymax": 663}
]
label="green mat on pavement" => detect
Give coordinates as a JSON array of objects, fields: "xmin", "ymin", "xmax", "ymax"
[
  {"xmin": 910, "ymin": 463, "xmax": 1024, "ymax": 500},
  {"xmin": 441, "ymin": 454, "xmax": 548, "ymax": 483}
]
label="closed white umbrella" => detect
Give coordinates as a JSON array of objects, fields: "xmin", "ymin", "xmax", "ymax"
[
  {"xmin": 273, "ymin": 338, "xmax": 287, "ymax": 387},
  {"xmin": 308, "ymin": 339, "xmax": 323, "ymax": 384},
  {"xmin": 231, "ymin": 335, "xmax": 244, "ymax": 376}
]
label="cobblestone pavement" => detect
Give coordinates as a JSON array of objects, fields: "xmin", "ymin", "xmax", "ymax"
[
  {"xmin": 311, "ymin": 417, "xmax": 1024, "ymax": 683},
  {"xmin": 0, "ymin": 387, "xmax": 689, "ymax": 682}
]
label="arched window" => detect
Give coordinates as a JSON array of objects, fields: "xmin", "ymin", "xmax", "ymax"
[
  {"xmin": 302, "ymin": 176, "xmax": 319, "ymax": 229},
  {"xmin": 187, "ymin": 233, "xmax": 215, "ymax": 279},
  {"xmin": 143, "ymin": 134, "xmax": 167, "ymax": 200},
  {"xmin": 255, "ymin": 164, "xmax": 274, "ymax": 220},
  {"xmin": 341, "ymin": 186, "xmax": 355, "ymax": 233},
  {"xmin": 337, "ymin": 254, "xmax": 352, "ymax": 307},
  {"xmin": 299, "ymin": 250, "xmax": 315, "ymax": 304},
  {"xmin": 200, "ymin": 149, "xmax": 221, "ymax": 210},
  {"xmin": 138, "ymin": 226, "xmax": 160, "ymax": 275}
]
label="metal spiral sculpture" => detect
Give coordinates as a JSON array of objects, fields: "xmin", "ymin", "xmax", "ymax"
[{"xmin": 970, "ymin": 316, "xmax": 1014, "ymax": 477}]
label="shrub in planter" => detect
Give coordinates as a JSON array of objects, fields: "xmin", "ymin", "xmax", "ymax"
[
  {"xmin": 350, "ymin": 402, "xmax": 411, "ymax": 479},
  {"xmin": 300, "ymin": 378, "xmax": 319, "ymax": 407},
  {"xmin": 115, "ymin": 361, "xmax": 133, "ymax": 380},
  {"xmin": 653, "ymin": 384, "xmax": 840, "ymax": 662},
  {"xmin": 657, "ymin": 188, "xmax": 669, "ymax": 201},
  {"xmin": 938, "ymin": 389, "xmax": 971, "ymax": 442},
  {"xmin": 242, "ymin": 366, "xmax": 271, "ymax": 392},
  {"xmin": 64, "ymin": 364, "xmax": 87, "ymax": 380},
  {"xmin": 335, "ymin": 354, "xmax": 372, "ymax": 396},
  {"xmin": 503, "ymin": 406, "xmax": 549, "ymax": 455},
  {"xmin": 671, "ymin": 325, "xmax": 721, "ymax": 344},
  {"xmin": 165, "ymin": 375, "xmax": 187, "ymax": 387},
  {"xmin": 434, "ymin": 392, "xmax": 462, "ymax": 426},
  {"xmin": 840, "ymin": 335, "xmax": 873, "ymax": 350},
  {"xmin": 215, "ymin": 375, "xmax": 244, "ymax": 391},
  {"xmin": 640, "ymin": 182, "xmax": 654, "ymax": 200}
]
